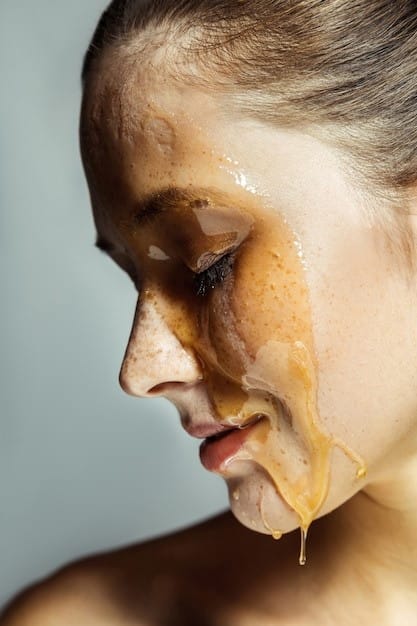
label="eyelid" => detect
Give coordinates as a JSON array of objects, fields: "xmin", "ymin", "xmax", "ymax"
[
  {"xmin": 194, "ymin": 251, "xmax": 225, "ymax": 273},
  {"xmin": 192, "ymin": 243, "xmax": 238, "ymax": 274},
  {"xmin": 193, "ymin": 251, "xmax": 235, "ymax": 297}
]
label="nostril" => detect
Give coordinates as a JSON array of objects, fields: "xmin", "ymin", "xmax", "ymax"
[
  {"xmin": 147, "ymin": 381, "xmax": 194, "ymax": 396},
  {"xmin": 147, "ymin": 382, "xmax": 169, "ymax": 396}
]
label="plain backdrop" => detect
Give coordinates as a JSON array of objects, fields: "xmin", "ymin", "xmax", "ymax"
[{"xmin": 0, "ymin": 0, "xmax": 226, "ymax": 608}]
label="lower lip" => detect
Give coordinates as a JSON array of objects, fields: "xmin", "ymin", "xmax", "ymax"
[{"xmin": 199, "ymin": 424, "xmax": 257, "ymax": 471}]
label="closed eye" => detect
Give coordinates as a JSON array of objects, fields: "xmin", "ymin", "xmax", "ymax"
[{"xmin": 193, "ymin": 253, "xmax": 234, "ymax": 297}]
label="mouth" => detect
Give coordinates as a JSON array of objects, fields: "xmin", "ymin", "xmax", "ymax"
[{"xmin": 199, "ymin": 414, "xmax": 266, "ymax": 472}]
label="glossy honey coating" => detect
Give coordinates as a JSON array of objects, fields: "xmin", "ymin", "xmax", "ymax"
[
  {"xmin": 119, "ymin": 191, "xmax": 366, "ymax": 538},
  {"xmin": 201, "ymin": 203, "xmax": 365, "ymax": 535},
  {"xmin": 81, "ymin": 55, "xmax": 368, "ymax": 547}
]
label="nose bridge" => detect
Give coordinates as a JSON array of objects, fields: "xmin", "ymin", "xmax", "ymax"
[{"xmin": 119, "ymin": 291, "xmax": 202, "ymax": 397}]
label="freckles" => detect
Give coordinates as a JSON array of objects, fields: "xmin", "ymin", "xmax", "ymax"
[
  {"xmin": 203, "ymin": 205, "xmax": 367, "ymax": 540},
  {"xmin": 232, "ymin": 219, "xmax": 311, "ymax": 353}
]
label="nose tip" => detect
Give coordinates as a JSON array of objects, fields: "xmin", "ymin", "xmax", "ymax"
[
  {"xmin": 119, "ymin": 366, "xmax": 196, "ymax": 398},
  {"xmin": 119, "ymin": 344, "xmax": 202, "ymax": 397},
  {"xmin": 119, "ymin": 296, "xmax": 203, "ymax": 398}
]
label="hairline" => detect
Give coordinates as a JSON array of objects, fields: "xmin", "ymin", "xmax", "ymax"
[{"xmin": 81, "ymin": 31, "xmax": 417, "ymax": 282}]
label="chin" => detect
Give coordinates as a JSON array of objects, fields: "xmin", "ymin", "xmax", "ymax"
[
  {"xmin": 224, "ymin": 454, "xmax": 363, "ymax": 537},
  {"xmin": 225, "ymin": 461, "xmax": 301, "ymax": 536}
]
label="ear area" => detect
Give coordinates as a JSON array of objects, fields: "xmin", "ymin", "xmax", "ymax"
[
  {"xmin": 403, "ymin": 183, "xmax": 417, "ymax": 217},
  {"xmin": 406, "ymin": 212, "xmax": 417, "ymax": 246},
  {"xmin": 399, "ymin": 188, "xmax": 417, "ymax": 280}
]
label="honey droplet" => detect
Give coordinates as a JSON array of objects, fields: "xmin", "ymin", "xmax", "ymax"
[
  {"xmin": 299, "ymin": 527, "xmax": 308, "ymax": 566},
  {"xmin": 356, "ymin": 466, "xmax": 367, "ymax": 479}
]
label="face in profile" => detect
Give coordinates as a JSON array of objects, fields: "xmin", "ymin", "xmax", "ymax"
[{"xmin": 80, "ymin": 50, "xmax": 417, "ymax": 540}]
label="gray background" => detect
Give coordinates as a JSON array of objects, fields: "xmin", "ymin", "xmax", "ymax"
[{"xmin": 0, "ymin": 0, "xmax": 226, "ymax": 607}]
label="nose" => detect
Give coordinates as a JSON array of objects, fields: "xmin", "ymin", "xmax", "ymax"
[{"xmin": 119, "ymin": 292, "xmax": 203, "ymax": 397}]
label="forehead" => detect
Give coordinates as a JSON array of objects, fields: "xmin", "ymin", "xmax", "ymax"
[
  {"xmin": 80, "ymin": 47, "xmax": 364, "ymax": 255},
  {"xmin": 80, "ymin": 49, "xmax": 238, "ymax": 212},
  {"xmin": 81, "ymin": 49, "xmax": 219, "ymax": 150}
]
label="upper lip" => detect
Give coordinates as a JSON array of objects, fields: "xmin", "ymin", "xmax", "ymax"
[
  {"xmin": 182, "ymin": 422, "xmax": 234, "ymax": 440},
  {"xmin": 182, "ymin": 414, "xmax": 264, "ymax": 440},
  {"xmin": 172, "ymin": 383, "xmax": 267, "ymax": 440}
]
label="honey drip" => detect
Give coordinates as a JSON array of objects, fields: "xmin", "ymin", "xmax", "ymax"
[
  {"xmin": 299, "ymin": 527, "xmax": 307, "ymax": 566},
  {"xmin": 83, "ymin": 68, "xmax": 368, "ymax": 567},
  {"xmin": 260, "ymin": 489, "xmax": 283, "ymax": 540},
  {"xmin": 239, "ymin": 340, "xmax": 367, "ymax": 540},
  {"xmin": 127, "ymin": 190, "xmax": 367, "ymax": 558},
  {"xmin": 197, "ymin": 206, "xmax": 368, "ymax": 550}
]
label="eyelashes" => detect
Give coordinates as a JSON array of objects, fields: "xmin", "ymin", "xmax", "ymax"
[
  {"xmin": 193, "ymin": 253, "xmax": 234, "ymax": 297},
  {"xmin": 101, "ymin": 245, "xmax": 236, "ymax": 297}
]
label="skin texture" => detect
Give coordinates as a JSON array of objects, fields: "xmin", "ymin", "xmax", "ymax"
[
  {"xmin": 2, "ymin": 48, "xmax": 417, "ymax": 625},
  {"xmin": 80, "ymin": 49, "xmax": 417, "ymax": 534}
]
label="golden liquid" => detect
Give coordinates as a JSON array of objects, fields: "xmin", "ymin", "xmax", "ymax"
[
  {"xmin": 81, "ymin": 49, "xmax": 366, "ymax": 563},
  {"xmin": 122, "ymin": 190, "xmax": 366, "ymax": 555},
  {"xmin": 299, "ymin": 527, "xmax": 307, "ymax": 566}
]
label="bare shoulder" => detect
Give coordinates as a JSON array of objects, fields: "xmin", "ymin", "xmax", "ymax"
[
  {"xmin": 0, "ymin": 512, "xmax": 259, "ymax": 626},
  {"xmin": 0, "ymin": 553, "xmax": 130, "ymax": 626}
]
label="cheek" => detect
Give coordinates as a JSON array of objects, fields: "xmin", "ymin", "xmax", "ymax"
[
  {"xmin": 200, "ymin": 213, "xmax": 378, "ymax": 532},
  {"xmin": 231, "ymin": 219, "xmax": 312, "ymax": 358},
  {"xmin": 200, "ymin": 214, "xmax": 318, "ymax": 427},
  {"xmin": 199, "ymin": 214, "xmax": 314, "ymax": 398},
  {"xmin": 307, "ymin": 224, "xmax": 417, "ymax": 471}
]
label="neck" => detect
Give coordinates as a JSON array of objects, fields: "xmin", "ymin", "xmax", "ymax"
[
  {"xmin": 309, "ymin": 456, "xmax": 417, "ymax": 620},
  {"xmin": 219, "ymin": 452, "xmax": 417, "ymax": 625},
  {"xmin": 326, "ymin": 490, "xmax": 417, "ymax": 577},
  {"xmin": 357, "ymin": 455, "xmax": 417, "ymax": 573}
]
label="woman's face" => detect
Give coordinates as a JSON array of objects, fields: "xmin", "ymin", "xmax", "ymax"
[{"xmin": 81, "ymin": 53, "xmax": 417, "ymax": 536}]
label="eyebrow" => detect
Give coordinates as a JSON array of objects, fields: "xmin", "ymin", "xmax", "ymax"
[
  {"xmin": 133, "ymin": 186, "xmax": 213, "ymax": 225},
  {"xmin": 95, "ymin": 185, "xmax": 225, "ymax": 253}
]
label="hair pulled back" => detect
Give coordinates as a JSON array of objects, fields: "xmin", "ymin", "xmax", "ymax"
[{"xmin": 82, "ymin": 0, "xmax": 417, "ymax": 271}]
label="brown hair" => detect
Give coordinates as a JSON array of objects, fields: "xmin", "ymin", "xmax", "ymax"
[{"xmin": 82, "ymin": 0, "xmax": 417, "ymax": 273}]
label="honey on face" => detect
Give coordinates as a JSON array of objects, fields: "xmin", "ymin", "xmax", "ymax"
[
  {"xmin": 81, "ymin": 61, "xmax": 367, "ymax": 563},
  {"xmin": 114, "ymin": 190, "xmax": 366, "ymax": 559}
]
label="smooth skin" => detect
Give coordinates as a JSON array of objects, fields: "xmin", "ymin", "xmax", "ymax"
[{"xmin": 2, "ymin": 49, "xmax": 417, "ymax": 625}]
